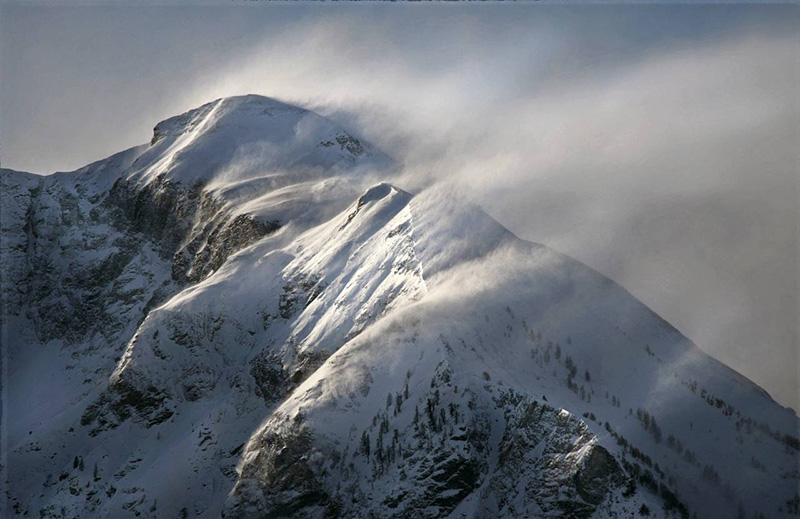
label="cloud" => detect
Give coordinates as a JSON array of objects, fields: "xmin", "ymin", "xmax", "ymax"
[
  {"xmin": 1, "ymin": 6, "xmax": 796, "ymax": 408},
  {"xmin": 181, "ymin": 16, "xmax": 797, "ymax": 408}
]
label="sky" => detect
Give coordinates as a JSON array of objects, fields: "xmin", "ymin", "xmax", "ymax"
[{"xmin": 0, "ymin": 2, "xmax": 798, "ymax": 409}]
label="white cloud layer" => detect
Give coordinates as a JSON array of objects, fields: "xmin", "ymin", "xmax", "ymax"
[{"xmin": 1, "ymin": 5, "xmax": 797, "ymax": 408}]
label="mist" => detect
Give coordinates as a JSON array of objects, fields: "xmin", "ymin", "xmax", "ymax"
[{"xmin": 1, "ymin": 4, "xmax": 797, "ymax": 408}]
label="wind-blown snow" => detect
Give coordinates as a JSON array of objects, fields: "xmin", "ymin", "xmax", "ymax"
[{"xmin": 2, "ymin": 95, "xmax": 797, "ymax": 519}]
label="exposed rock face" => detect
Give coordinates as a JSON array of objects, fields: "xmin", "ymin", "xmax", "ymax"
[
  {"xmin": 1, "ymin": 155, "xmax": 278, "ymax": 348},
  {"xmin": 575, "ymin": 444, "xmax": 622, "ymax": 505},
  {"xmin": 174, "ymin": 213, "xmax": 280, "ymax": 283},
  {"xmin": 0, "ymin": 170, "xmax": 40, "ymax": 319},
  {"xmin": 3, "ymin": 167, "xmax": 282, "ymax": 448},
  {"xmin": 225, "ymin": 425, "xmax": 333, "ymax": 519},
  {"xmin": 109, "ymin": 175, "xmax": 280, "ymax": 283},
  {"xmin": 1, "ymin": 165, "xmax": 173, "ymax": 346},
  {"xmin": 108, "ymin": 175, "xmax": 195, "ymax": 249},
  {"xmin": 483, "ymin": 394, "xmax": 625, "ymax": 518},
  {"xmin": 80, "ymin": 375, "xmax": 174, "ymax": 436},
  {"xmin": 225, "ymin": 370, "xmax": 631, "ymax": 519}
]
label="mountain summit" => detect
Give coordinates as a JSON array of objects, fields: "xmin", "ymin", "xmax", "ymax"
[{"xmin": 2, "ymin": 95, "xmax": 798, "ymax": 518}]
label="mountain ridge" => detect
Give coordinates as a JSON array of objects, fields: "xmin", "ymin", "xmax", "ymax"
[{"xmin": 2, "ymin": 95, "xmax": 798, "ymax": 519}]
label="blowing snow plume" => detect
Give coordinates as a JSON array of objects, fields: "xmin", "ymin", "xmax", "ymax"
[{"xmin": 151, "ymin": 11, "xmax": 800, "ymax": 410}]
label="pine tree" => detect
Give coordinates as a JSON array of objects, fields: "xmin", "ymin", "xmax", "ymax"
[{"xmin": 360, "ymin": 431, "xmax": 371, "ymax": 457}]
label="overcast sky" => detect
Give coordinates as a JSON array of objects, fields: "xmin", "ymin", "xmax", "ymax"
[{"xmin": 1, "ymin": 2, "xmax": 798, "ymax": 409}]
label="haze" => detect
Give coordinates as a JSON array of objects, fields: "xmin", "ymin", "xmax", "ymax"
[{"xmin": 1, "ymin": 3, "xmax": 797, "ymax": 409}]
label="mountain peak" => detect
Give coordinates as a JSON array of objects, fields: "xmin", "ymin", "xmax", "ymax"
[
  {"xmin": 150, "ymin": 95, "xmax": 305, "ymax": 145},
  {"xmin": 357, "ymin": 182, "xmax": 408, "ymax": 206},
  {"xmin": 131, "ymin": 94, "xmax": 391, "ymax": 188}
]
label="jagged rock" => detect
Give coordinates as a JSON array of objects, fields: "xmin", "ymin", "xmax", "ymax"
[{"xmin": 224, "ymin": 425, "xmax": 333, "ymax": 519}]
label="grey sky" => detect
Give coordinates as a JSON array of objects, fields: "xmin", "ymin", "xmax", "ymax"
[{"xmin": 1, "ymin": 3, "xmax": 798, "ymax": 409}]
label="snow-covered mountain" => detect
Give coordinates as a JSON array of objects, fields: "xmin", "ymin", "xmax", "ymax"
[{"xmin": 2, "ymin": 95, "xmax": 797, "ymax": 519}]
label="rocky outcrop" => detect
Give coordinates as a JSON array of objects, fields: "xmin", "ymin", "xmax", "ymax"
[
  {"xmin": 109, "ymin": 175, "xmax": 279, "ymax": 283},
  {"xmin": 224, "ymin": 424, "xmax": 335, "ymax": 519},
  {"xmin": 0, "ymin": 171, "xmax": 172, "ymax": 345},
  {"xmin": 80, "ymin": 372, "xmax": 174, "ymax": 436},
  {"xmin": 481, "ymin": 392, "xmax": 626, "ymax": 518},
  {"xmin": 0, "ymin": 170, "xmax": 40, "ymax": 318},
  {"xmin": 107, "ymin": 175, "xmax": 200, "ymax": 251},
  {"xmin": 173, "ymin": 213, "xmax": 280, "ymax": 283},
  {"xmin": 2, "ymin": 166, "xmax": 276, "ymax": 348},
  {"xmin": 226, "ymin": 369, "xmax": 630, "ymax": 519}
]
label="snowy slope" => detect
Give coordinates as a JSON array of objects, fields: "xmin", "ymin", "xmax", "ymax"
[{"xmin": 2, "ymin": 95, "xmax": 798, "ymax": 519}]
